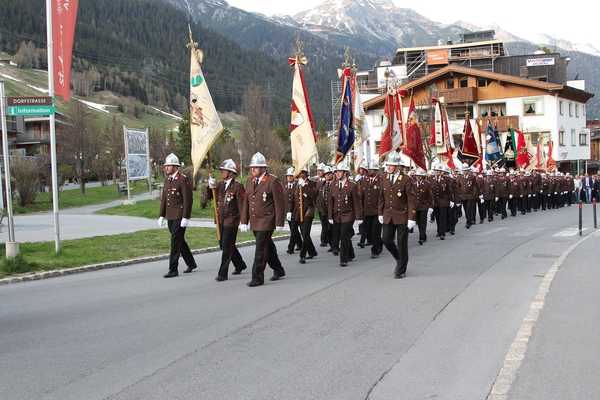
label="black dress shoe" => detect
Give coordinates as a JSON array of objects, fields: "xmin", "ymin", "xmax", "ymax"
[
  {"xmin": 307, "ymin": 254, "xmax": 316, "ymax": 259},
  {"xmin": 215, "ymin": 276, "xmax": 227, "ymax": 281},
  {"xmin": 488, "ymin": 218, "xmax": 492, "ymax": 222},
  {"xmin": 332, "ymin": 250, "xmax": 339, "ymax": 256},
  {"xmin": 299, "ymin": 257, "xmax": 306, "ymax": 264},
  {"xmin": 163, "ymin": 271, "xmax": 178, "ymax": 278},
  {"xmin": 394, "ymin": 273, "xmax": 406, "ymax": 279},
  {"xmin": 270, "ymin": 273, "xmax": 285, "ymax": 281},
  {"xmin": 418, "ymin": 240, "xmax": 423, "ymax": 245},
  {"xmin": 370, "ymin": 254, "xmax": 379, "ymax": 259},
  {"xmin": 479, "ymin": 220, "xmax": 484, "ymax": 224},
  {"xmin": 247, "ymin": 280, "xmax": 263, "ymax": 287},
  {"xmin": 286, "ymin": 249, "xmax": 294, "ymax": 254},
  {"xmin": 440, "ymin": 236, "xmax": 445, "ymax": 240},
  {"xmin": 435, "ymin": 233, "xmax": 440, "ymax": 237},
  {"xmin": 450, "ymin": 231, "xmax": 455, "ymax": 235},
  {"xmin": 340, "ymin": 262, "xmax": 348, "ymax": 267},
  {"xmin": 357, "ymin": 242, "xmax": 365, "ymax": 248},
  {"xmin": 327, "ymin": 247, "xmax": 333, "ymax": 252},
  {"xmin": 465, "ymin": 225, "xmax": 470, "ymax": 229},
  {"xmin": 295, "ymin": 246, "xmax": 302, "ymax": 251},
  {"xmin": 232, "ymin": 266, "xmax": 246, "ymax": 275},
  {"xmin": 364, "ymin": 242, "xmax": 372, "ymax": 246},
  {"xmin": 320, "ymin": 242, "xmax": 328, "ymax": 247},
  {"xmin": 183, "ymin": 265, "xmax": 197, "ymax": 273}
]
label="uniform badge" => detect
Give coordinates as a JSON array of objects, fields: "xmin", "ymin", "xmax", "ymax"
[
  {"xmin": 344, "ymin": 195, "xmax": 348, "ymax": 204},
  {"xmin": 374, "ymin": 185, "xmax": 377, "ymax": 189},
  {"xmin": 397, "ymin": 192, "xmax": 402, "ymax": 197},
  {"xmin": 263, "ymin": 192, "xmax": 267, "ymax": 201}
]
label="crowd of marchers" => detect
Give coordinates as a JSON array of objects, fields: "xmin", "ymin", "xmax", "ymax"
[{"xmin": 157, "ymin": 151, "xmax": 592, "ymax": 286}]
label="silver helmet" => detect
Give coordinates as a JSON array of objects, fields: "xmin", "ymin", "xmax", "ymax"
[
  {"xmin": 164, "ymin": 153, "xmax": 181, "ymax": 166},
  {"xmin": 219, "ymin": 158, "xmax": 237, "ymax": 174},
  {"xmin": 249, "ymin": 152, "xmax": 267, "ymax": 167},
  {"xmin": 335, "ymin": 162, "xmax": 350, "ymax": 172},
  {"xmin": 316, "ymin": 163, "xmax": 326, "ymax": 171},
  {"xmin": 359, "ymin": 160, "xmax": 368, "ymax": 170},
  {"xmin": 385, "ymin": 151, "xmax": 403, "ymax": 166},
  {"xmin": 285, "ymin": 167, "xmax": 295, "ymax": 176},
  {"xmin": 368, "ymin": 161, "xmax": 379, "ymax": 170},
  {"xmin": 323, "ymin": 165, "xmax": 334, "ymax": 174},
  {"xmin": 414, "ymin": 168, "xmax": 426, "ymax": 176}
]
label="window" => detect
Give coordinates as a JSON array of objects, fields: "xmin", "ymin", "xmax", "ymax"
[
  {"xmin": 559, "ymin": 130, "xmax": 565, "ymax": 146},
  {"xmin": 571, "ymin": 129, "xmax": 576, "ymax": 146},
  {"xmin": 447, "ymin": 79, "xmax": 454, "ymax": 89},
  {"xmin": 477, "ymin": 78, "xmax": 487, "ymax": 87},
  {"xmin": 559, "ymin": 100, "xmax": 563, "ymax": 115},
  {"xmin": 576, "ymin": 104, "xmax": 579, "ymax": 117},
  {"xmin": 460, "ymin": 77, "xmax": 468, "ymax": 88},
  {"xmin": 569, "ymin": 102, "xmax": 573, "ymax": 116},
  {"xmin": 580, "ymin": 132, "xmax": 588, "ymax": 145},
  {"xmin": 446, "ymin": 106, "xmax": 473, "ymax": 120},
  {"xmin": 531, "ymin": 133, "xmax": 539, "ymax": 145},
  {"xmin": 524, "ymin": 101, "xmax": 536, "ymax": 115},
  {"xmin": 523, "ymin": 98, "xmax": 544, "ymax": 116},
  {"xmin": 479, "ymin": 103, "xmax": 506, "ymax": 118},
  {"xmin": 372, "ymin": 110, "xmax": 383, "ymax": 127}
]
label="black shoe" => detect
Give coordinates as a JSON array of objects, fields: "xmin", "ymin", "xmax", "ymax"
[
  {"xmin": 488, "ymin": 218, "xmax": 492, "ymax": 222},
  {"xmin": 232, "ymin": 266, "xmax": 246, "ymax": 275},
  {"xmin": 479, "ymin": 220, "xmax": 484, "ymax": 224},
  {"xmin": 364, "ymin": 242, "xmax": 372, "ymax": 246},
  {"xmin": 465, "ymin": 225, "xmax": 470, "ymax": 229},
  {"xmin": 320, "ymin": 242, "xmax": 328, "ymax": 247},
  {"xmin": 418, "ymin": 240, "xmax": 423, "ymax": 245},
  {"xmin": 307, "ymin": 254, "xmax": 316, "ymax": 259},
  {"xmin": 270, "ymin": 273, "xmax": 285, "ymax": 281},
  {"xmin": 340, "ymin": 262, "xmax": 348, "ymax": 267},
  {"xmin": 450, "ymin": 231, "xmax": 455, "ymax": 235},
  {"xmin": 440, "ymin": 236, "xmax": 445, "ymax": 240},
  {"xmin": 435, "ymin": 233, "xmax": 440, "ymax": 237},
  {"xmin": 286, "ymin": 249, "xmax": 294, "ymax": 254},
  {"xmin": 299, "ymin": 257, "xmax": 306, "ymax": 264},
  {"xmin": 327, "ymin": 247, "xmax": 333, "ymax": 253},
  {"xmin": 163, "ymin": 271, "xmax": 178, "ymax": 278},
  {"xmin": 183, "ymin": 265, "xmax": 197, "ymax": 273},
  {"xmin": 295, "ymin": 246, "xmax": 302, "ymax": 251},
  {"xmin": 215, "ymin": 276, "xmax": 227, "ymax": 281},
  {"xmin": 371, "ymin": 254, "xmax": 379, "ymax": 259},
  {"xmin": 357, "ymin": 242, "xmax": 365, "ymax": 248},
  {"xmin": 247, "ymin": 280, "xmax": 263, "ymax": 287},
  {"xmin": 394, "ymin": 273, "xmax": 406, "ymax": 279},
  {"xmin": 333, "ymin": 250, "xmax": 339, "ymax": 256}
]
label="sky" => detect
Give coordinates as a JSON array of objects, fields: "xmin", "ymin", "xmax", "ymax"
[{"xmin": 224, "ymin": 0, "xmax": 599, "ymax": 51}]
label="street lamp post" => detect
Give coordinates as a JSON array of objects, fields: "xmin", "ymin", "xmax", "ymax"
[{"xmin": 238, "ymin": 149, "xmax": 243, "ymax": 178}]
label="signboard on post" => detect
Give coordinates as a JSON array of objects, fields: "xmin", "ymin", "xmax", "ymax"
[
  {"xmin": 7, "ymin": 105, "xmax": 56, "ymax": 116},
  {"xmin": 7, "ymin": 96, "xmax": 53, "ymax": 106}
]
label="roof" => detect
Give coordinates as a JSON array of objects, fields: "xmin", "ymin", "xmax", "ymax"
[{"xmin": 394, "ymin": 40, "xmax": 504, "ymax": 53}]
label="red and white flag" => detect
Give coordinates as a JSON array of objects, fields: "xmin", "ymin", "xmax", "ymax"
[
  {"xmin": 402, "ymin": 96, "xmax": 426, "ymax": 171},
  {"xmin": 52, "ymin": 0, "xmax": 79, "ymax": 101}
]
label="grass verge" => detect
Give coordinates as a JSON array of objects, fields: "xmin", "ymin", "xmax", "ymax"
[{"xmin": 94, "ymin": 198, "xmax": 216, "ymax": 219}]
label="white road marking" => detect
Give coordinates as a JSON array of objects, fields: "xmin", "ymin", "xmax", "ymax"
[{"xmin": 553, "ymin": 228, "xmax": 588, "ymax": 237}]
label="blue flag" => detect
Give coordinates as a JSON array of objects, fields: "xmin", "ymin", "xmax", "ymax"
[
  {"xmin": 485, "ymin": 124, "xmax": 502, "ymax": 166},
  {"xmin": 335, "ymin": 74, "xmax": 354, "ymax": 164}
]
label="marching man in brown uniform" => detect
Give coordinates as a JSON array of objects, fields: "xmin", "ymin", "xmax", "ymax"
[
  {"xmin": 482, "ymin": 170, "xmax": 499, "ymax": 222},
  {"xmin": 360, "ymin": 161, "xmax": 383, "ymax": 258},
  {"xmin": 413, "ymin": 168, "xmax": 433, "ymax": 245},
  {"xmin": 431, "ymin": 163, "xmax": 454, "ymax": 240},
  {"xmin": 294, "ymin": 167, "xmax": 319, "ymax": 264},
  {"xmin": 457, "ymin": 163, "xmax": 481, "ymax": 228},
  {"xmin": 158, "ymin": 153, "xmax": 197, "ymax": 278},
  {"xmin": 327, "ymin": 162, "xmax": 362, "ymax": 267},
  {"xmin": 241, "ymin": 152, "xmax": 286, "ymax": 287},
  {"xmin": 496, "ymin": 168, "xmax": 510, "ymax": 219},
  {"xmin": 283, "ymin": 168, "xmax": 302, "ymax": 254},
  {"xmin": 206, "ymin": 159, "xmax": 247, "ymax": 281},
  {"xmin": 377, "ymin": 151, "xmax": 417, "ymax": 279}
]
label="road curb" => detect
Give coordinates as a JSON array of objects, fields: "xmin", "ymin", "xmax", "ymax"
[{"xmin": 0, "ymin": 234, "xmax": 291, "ymax": 285}]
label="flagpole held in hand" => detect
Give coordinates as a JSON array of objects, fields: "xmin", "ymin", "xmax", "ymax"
[{"xmin": 207, "ymin": 150, "xmax": 221, "ymax": 241}]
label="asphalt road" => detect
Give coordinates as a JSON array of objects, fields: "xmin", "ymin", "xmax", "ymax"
[{"xmin": 1, "ymin": 205, "xmax": 599, "ymax": 399}]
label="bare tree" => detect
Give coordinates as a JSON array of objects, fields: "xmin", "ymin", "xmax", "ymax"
[
  {"xmin": 239, "ymin": 82, "xmax": 285, "ymax": 164},
  {"xmin": 10, "ymin": 157, "xmax": 42, "ymax": 207},
  {"xmin": 102, "ymin": 114, "xmax": 125, "ymax": 183},
  {"xmin": 57, "ymin": 101, "xmax": 104, "ymax": 195}
]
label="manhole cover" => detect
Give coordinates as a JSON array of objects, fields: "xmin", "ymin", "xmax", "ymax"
[{"xmin": 528, "ymin": 254, "xmax": 560, "ymax": 258}]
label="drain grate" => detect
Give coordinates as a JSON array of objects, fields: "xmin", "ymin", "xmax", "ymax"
[{"xmin": 528, "ymin": 254, "xmax": 560, "ymax": 258}]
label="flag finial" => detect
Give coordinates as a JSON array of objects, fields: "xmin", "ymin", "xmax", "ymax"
[{"xmin": 186, "ymin": 24, "xmax": 197, "ymax": 51}]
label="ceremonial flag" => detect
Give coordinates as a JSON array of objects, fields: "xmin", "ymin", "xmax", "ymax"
[
  {"xmin": 461, "ymin": 116, "xmax": 480, "ymax": 158},
  {"xmin": 392, "ymin": 91, "xmax": 405, "ymax": 150},
  {"xmin": 525, "ymin": 134, "xmax": 536, "ymax": 171},
  {"xmin": 290, "ymin": 51, "xmax": 318, "ymax": 175},
  {"xmin": 546, "ymin": 140, "xmax": 557, "ymax": 172},
  {"xmin": 430, "ymin": 98, "xmax": 455, "ymax": 170},
  {"xmin": 484, "ymin": 122, "xmax": 502, "ymax": 166},
  {"xmin": 536, "ymin": 138, "xmax": 547, "ymax": 172},
  {"xmin": 379, "ymin": 89, "xmax": 395, "ymax": 162},
  {"xmin": 515, "ymin": 130, "xmax": 529, "ymax": 168},
  {"xmin": 494, "ymin": 125, "xmax": 503, "ymax": 156},
  {"xmin": 403, "ymin": 96, "xmax": 426, "ymax": 171},
  {"xmin": 188, "ymin": 28, "xmax": 223, "ymax": 180},
  {"xmin": 352, "ymin": 78, "xmax": 370, "ymax": 171},
  {"xmin": 51, "ymin": 0, "xmax": 79, "ymax": 101},
  {"xmin": 335, "ymin": 67, "xmax": 354, "ymax": 164}
]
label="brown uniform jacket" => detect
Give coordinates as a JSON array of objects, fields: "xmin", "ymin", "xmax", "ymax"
[
  {"xmin": 378, "ymin": 172, "xmax": 417, "ymax": 224},
  {"xmin": 457, "ymin": 173, "xmax": 480, "ymax": 201},
  {"xmin": 242, "ymin": 173, "xmax": 285, "ymax": 231},
  {"xmin": 159, "ymin": 172, "xmax": 193, "ymax": 220},
  {"xmin": 496, "ymin": 176, "xmax": 510, "ymax": 197},
  {"xmin": 414, "ymin": 179, "xmax": 433, "ymax": 211},
  {"xmin": 206, "ymin": 179, "xmax": 245, "ymax": 227},
  {"xmin": 431, "ymin": 175, "xmax": 453, "ymax": 208},
  {"xmin": 361, "ymin": 174, "xmax": 382, "ymax": 216},
  {"xmin": 292, "ymin": 179, "xmax": 317, "ymax": 220},
  {"xmin": 328, "ymin": 179, "xmax": 362, "ymax": 223},
  {"xmin": 282, "ymin": 181, "xmax": 297, "ymax": 217},
  {"xmin": 509, "ymin": 176, "xmax": 521, "ymax": 197},
  {"xmin": 482, "ymin": 177, "xmax": 499, "ymax": 201},
  {"xmin": 316, "ymin": 179, "xmax": 333, "ymax": 217}
]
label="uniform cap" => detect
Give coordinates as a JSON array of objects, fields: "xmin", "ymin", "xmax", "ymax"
[
  {"xmin": 219, "ymin": 158, "xmax": 237, "ymax": 174},
  {"xmin": 249, "ymin": 152, "xmax": 267, "ymax": 167},
  {"xmin": 285, "ymin": 167, "xmax": 295, "ymax": 176},
  {"xmin": 368, "ymin": 161, "xmax": 379, "ymax": 170},
  {"xmin": 164, "ymin": 153, "xmax": 181, "ymax": 166},
  {"xmin": 384, "ymin": 151, "xmax": 403, "ymax": 166}
]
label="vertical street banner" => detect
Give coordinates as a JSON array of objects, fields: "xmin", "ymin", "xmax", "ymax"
[
  {"xmin": 188, "ymin": 27, "xmax": 223, "ymax": 179},
  {"xmin": 123, "ymin": 127, "xmax": 150, "ymax": 180},
  {"xmin": 52, "ymin": 0, "xmax": 79, "ymax": 101},
  {"xmin": 335, "ymin": 67, "xmax": 354, "ymax": 165},
  {"xmin": 289, "ymin": 44, "xmax": 317, "ymax": 176}
]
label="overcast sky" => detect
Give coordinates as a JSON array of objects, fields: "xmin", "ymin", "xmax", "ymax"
[{"xmin": 225, "ymin": 0, "xmax": 598, "ymax": 51}]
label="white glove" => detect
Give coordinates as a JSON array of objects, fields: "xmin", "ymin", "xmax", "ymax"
[
  {"xmin": 528, "ymin": 194, "xmax": 531, "ymax": 198},
  {"xmin": 286, "ymin": 212, "xmax": 292, "ymax": 221},
  {"xmin": 240, "ymin": 224, "xmax": 248, "ymax": 233},
  {"xmin": 480, "ymin": 198, "xmax": 485, "ymax": 203},
  {"xmin": 158, "ymin": 216, "xmax": 166, "ymax": 227},
  {"xmin": 479, "ymin": 194, "xmax": 484, "ymax": 200},
  {"xmin": 276, "ymin": 226, "xmax": 284, "ymax": 232},
  {"xmin": 298, "ymin": 178, "xmax": 306, "ymax": 187},
  {"xmin": 356, "ymin": 220, "xmax": 362, "ymax": 225},
  {"xmin": 407, "ymin": 220, "xmax": 416, "ymax": 230},
  {"xmin": 495, "ymin": 197, "xmax": 498, "ymax": 202},
  {"xmin": 180, "ymin": 218, "xmax": 189, "ymax": 228},
  {"xmin": 533, "ymin": 194, "xmax": 536, "ymax": 197},
  {"xmin": 355, "ymin": 173, "xmax": 362, "ymax": 181},
  {"xmin": 328, "ymin": 219, "xmax": 334, "ymax": 225},
  {"xmin": 450, "ymin": 201, "xmax": 455, "ymax": 208},
  {"xmin": 520, "ymin": 195, "xmax": 523, "ymax": 198},
  {"xmin": 428, "ymin": 208, "xmax": 434, "ymax": 216},
  {"xmin": 208, "ymin": 177, "xmax": 216, "ymax": 186},
  {"xmin": 378, "ymin": 216, "xmax": 384, "ymax": 224},
  {"xmin": 509, "ymin": 195, "xmax": 513, "ymax": 199},
  {"xmin": 540, "ymin": 190, "xmax": 543, "ymax": 194},
  {"xmin": 457, "ymin": 203, "xmax": 462, "ymax": 207},
  {"xmin": 554, "ymin": 192, "xmax": 557, "ymax": 195}
]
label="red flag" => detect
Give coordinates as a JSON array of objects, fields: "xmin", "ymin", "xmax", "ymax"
[
  {"xmin": 52, "ymin": 0, "xmax": 79, "ymax": 102},
  {"xmin": 516, "ymin": 130, "xmax": 529, "ymax": 168},
  {"xmin": 546, "ymin": 140, "xmax": 556, "ymax": 172},
  {"xmin": 461, "ymin": 117, "xmax": 479, "ymax": 158},
  {"xmin": 403, "ymin": 96, "xmax": 426, "ymax": 171},
  {"xmin": 378, "ymin": 91, "xmax": 394, "ymax": 162}
]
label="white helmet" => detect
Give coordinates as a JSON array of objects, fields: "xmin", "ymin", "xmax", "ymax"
[
  {"xmin": 219, "ymin": 158, "xmax": 237, "ymax": 174},
  {"xmin": 164, "ymin": 153, "xmax": 181, "ymax": 166},
  {"xmin": 433, "ymin": 163, "xmax": 445, "ymax": 171},
  {"xmin": 285, "ymin": 167, "xmax": 295, "ymax": 176},
  {"xmin": 414, "ymin": 168, "xmax": 426, "ymax": 176},
  {"xmin": 359, "ymin": 160, "xmax": 368, "ymax": 170},
  {"xmin": 323, "ymin": 166, "xmax": 334, "ymax": 174},
  {"xmin": 368, "ymin": 161, "xmax": 379, "ymax": 170},
  {"xmin": 385, "ymin": 151, "xmax": 403, "ymax": 166},
  {"xmin": 335, "ymin": 162, "xmax": 350, "ymax": 172},
  {"xmin": 249, "ymin": 152, "xmax": 267, "ymax": 167}
]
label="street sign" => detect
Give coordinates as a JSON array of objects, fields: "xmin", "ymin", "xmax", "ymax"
[
  {"xmin": 7, "ymin": 105, "xmax": 56, "ymax": 116},
  {"xmin": 7, "ymin": 96, "xmax": 53, "ymax": 106}
]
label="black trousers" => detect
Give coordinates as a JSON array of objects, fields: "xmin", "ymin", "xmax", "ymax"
[
  {"xmin": 287, "ymin": 220, "xmax": 303, "ymax": 252},
  {"xmin": 509, "ymin": 197, "xmax": 518, "ymax": 215},
  {"xmin": 478, "ymin": 198, "xmax": 486, "ymax": 221},
  {"xmin": 332, "ymin": 221, "xmax": 355, "ymax": 263},
  {"xmin": 382, "ymin": 222, "xmax": 409, "ymax": 276},
  {"xmin": 498, "ymin": 197, "xmax": 507, "ymax": 218},
  {"xmin": 416, "ymin": 210, "xmax": 428, "ymax": 241},
  {"xmin": 168, "ymin": 219, "xmax": 196, "ymax": 272},
  {"xmin": 464, "ymin": 199, "xmax": 476, "ymax": 226},
  {"xmin": 362, "ymin": 214, "xmax": 382, "ymax": 254},
  {"xmin": 434, "ymin": 206, "xmax": 447, "ymax": 236},
  {"xmin": 251, "ymin": 230, "xmax": 285, "ymax": 284},
  {"xmin": 218, "ymin": 225, "xmax": 247, "ymax": 278},
  {"xmin": 319, "ymin": 213, "xmax": 332, "ymax": 246},
  {"xmin": 485, "ymin": 200, "xmax": 495, "ymax": 220},
  {"xmin": 299, "ymin": 217, "xmax": 318, "ymax": 258}
]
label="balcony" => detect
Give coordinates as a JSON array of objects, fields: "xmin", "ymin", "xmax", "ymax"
[
  {"xmin": 475, "ymin": 116, "xmax": 519, "ymax": 132},
  {"xmin": 15, "ymin": 132, "xmax": 50, "ymax": 144},
  {"xmin": 431, "ymin": 87, "xmax": 477, "ymax": 104}
]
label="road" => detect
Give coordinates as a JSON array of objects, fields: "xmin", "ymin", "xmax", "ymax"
[{"xmin": 1, "ymin": 205, "xmax": 599, "ymax": 399}]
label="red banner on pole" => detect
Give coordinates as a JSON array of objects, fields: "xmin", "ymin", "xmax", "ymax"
[{"xmin": 52, "ymin": 0, "xmax": 79, "ymax": 101}]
